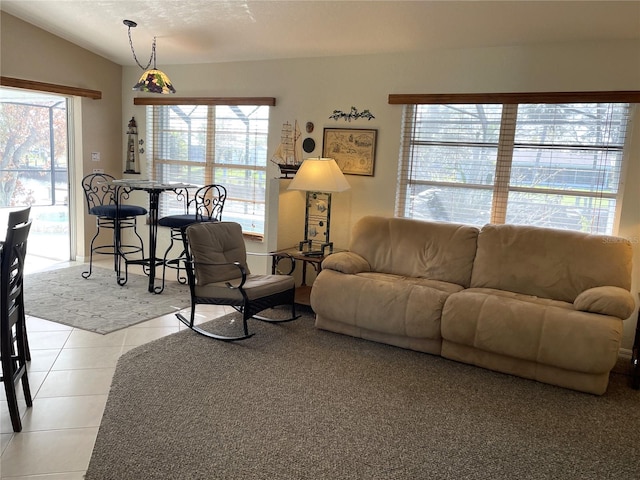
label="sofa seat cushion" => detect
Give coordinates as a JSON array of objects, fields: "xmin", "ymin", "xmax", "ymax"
[
  {"xmin": 441, "ymin": 290, "xmax": 623, "ymax": 374},
  {"xmin": 462, "ymin": 287, "xmax": 575, "ymax": 310},
  {"xmin": 311, "ymin": 269, "xmax": 463, "ymax": 340},
  {"xmin": 357, "ymin": 272, "xmax": 464, "ymax": 295}
]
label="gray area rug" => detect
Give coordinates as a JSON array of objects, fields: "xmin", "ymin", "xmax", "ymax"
[
  {"xmin": 23, "ymin": 265, "xmax": 191, "ymax": 334},
  {"xmin": 86, "ymin": 308, "xmax": 640, "ymax": 479}
]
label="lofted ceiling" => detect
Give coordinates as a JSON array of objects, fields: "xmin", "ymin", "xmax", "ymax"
[{"xmin": 1, "ymin": 1, "xmax": 639, "ymax": 67}]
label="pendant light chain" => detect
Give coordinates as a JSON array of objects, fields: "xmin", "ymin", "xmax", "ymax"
[
  {"xmin": 127, "ymin": 24, "xmax": 155, "ymax": 71},
  {"xmin": 124, "ymin": 19, "xmax": 176, "ymax": 94}
]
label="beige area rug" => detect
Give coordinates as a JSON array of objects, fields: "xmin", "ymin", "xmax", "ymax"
[
  {"xmin": 86, "ymin": 308, "xmax": 640, "ymax": 479},
  {"xmin": 23, "ymin": 265, "xmax": 191, "ymax": 334}
]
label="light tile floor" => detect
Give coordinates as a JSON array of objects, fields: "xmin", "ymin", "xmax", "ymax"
[{"xmin": 0, "ymin": 258, "xmax": 233, "ymax": 479}]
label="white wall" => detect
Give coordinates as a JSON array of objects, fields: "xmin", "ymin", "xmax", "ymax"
[
  {"xmin": 1, "ymin": 12, "xmax": 123, "ymax": 258},
  {"xmin": 123, "ymin": 40, "xmax": 640, "ymax": 245}
]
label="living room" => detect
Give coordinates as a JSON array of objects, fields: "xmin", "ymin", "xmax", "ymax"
[
  {"xmin": 8, "ymin": 8, "xmax": 639, "ymax": 340},
  {"xmin": 1, "ymin": 1, "xmax": 640, "ymax": 477}
]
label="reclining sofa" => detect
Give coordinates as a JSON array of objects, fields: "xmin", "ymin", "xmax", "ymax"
[{"xmin": 310, "ymin": 216, "xmax": 636, "ymax": 395}]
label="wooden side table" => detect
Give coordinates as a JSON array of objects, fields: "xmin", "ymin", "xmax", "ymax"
[{"xmin": 271, "ymin": 247, "xmax": 341, "ymax": 306}]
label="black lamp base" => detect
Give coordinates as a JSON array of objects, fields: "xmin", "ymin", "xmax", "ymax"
[{"xmin": 298, "ymin": 239, "xmax": 333, "ymax": 256}]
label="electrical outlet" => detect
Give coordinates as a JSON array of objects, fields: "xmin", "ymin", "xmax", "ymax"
[
  {"xmin": 92, "ymin": 168, "xmax": 104, "ymax": 174},
  {"xmin": 91, "ymin": 152, "xmax": 100, "ymax": 162}
]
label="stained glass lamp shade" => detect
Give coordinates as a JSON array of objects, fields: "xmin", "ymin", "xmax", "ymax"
[{"xmin": 133, "ymin": 69, "xmax": 176, "ymax": 94}]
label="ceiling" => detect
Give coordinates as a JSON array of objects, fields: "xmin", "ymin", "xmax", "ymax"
[{"xmin": 2, "ymin": 1, "xmax": 639, "ymax": 67}]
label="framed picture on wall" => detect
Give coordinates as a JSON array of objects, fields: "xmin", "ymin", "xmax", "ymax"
[{"xmin": 322, "ymin": 128, "xmax": 377, "ymax": 176}]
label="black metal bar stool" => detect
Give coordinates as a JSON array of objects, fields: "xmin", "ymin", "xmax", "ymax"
[
  {"xmin": 156, "ymin": 184, "xmax": 226, "ymax": 293},
  {"xmin": 81, "ymin": 173, "xmax": 147, "ymax": 279}
]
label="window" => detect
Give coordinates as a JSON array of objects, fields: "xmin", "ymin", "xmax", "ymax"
[
  {"xmin": 147, "ymin": 103, "xmax": 270, "ymax": 236},
  {"xmin": 395, "ymin": 97, "xmax": 632, "ymax": 235}
]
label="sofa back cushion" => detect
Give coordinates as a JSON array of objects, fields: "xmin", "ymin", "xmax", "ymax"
[
  {"xmin": 349, "ymin": 216, "xmax": 479, "ymax": 288},
  {"xmin": 470, "ymin": 224, "xmax": 633, "ymax": 302}
]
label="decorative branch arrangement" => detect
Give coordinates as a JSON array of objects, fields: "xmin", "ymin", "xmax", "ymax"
[{"xmin": 329, "ymin": 106, "xmax": 375, "ymax": 122}]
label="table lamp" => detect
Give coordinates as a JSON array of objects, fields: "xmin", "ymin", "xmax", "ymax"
[{"xmin": 288, "ymin": 157, "xmax": 350, "ymax": 255}]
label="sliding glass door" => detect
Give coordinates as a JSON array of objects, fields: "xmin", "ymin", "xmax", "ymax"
[{"xmin": 0, "ymin": 87, "xmax": 71, "ymax": 264}]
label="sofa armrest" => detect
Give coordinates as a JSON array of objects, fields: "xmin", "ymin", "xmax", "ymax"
[
  {"xmin": 574, "ymin": 286, "xmax": 636, "ymax": 319},
  {"xmin": 322, "ymin": 251, "xmax": 371, "ymax": 274}
]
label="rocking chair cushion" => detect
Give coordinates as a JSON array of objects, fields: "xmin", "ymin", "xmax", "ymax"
[
  {"xmin": 187, "ymin": 222, "xmax": 250, "ymax": 284},
  {"xmin": 194, "ymin": 274, "xmax": 296, "ymax": 301},
  {"xmin": 90, "ymin": 204, "xmax": 148, "ymax": 218}
]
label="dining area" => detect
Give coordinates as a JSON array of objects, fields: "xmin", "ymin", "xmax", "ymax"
[
  {"xmin": 80, "ymin": 173, "xmax": 227, "ymax": 294},
  {"xmin": 1, "ymin": 172, "xmax": 228, "ymax": 433},
  {"xmin": 2, "ymin": 173, "xmax": 230, "ymax": 433}
]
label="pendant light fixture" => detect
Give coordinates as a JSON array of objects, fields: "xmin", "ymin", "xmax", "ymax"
[{"xmin": 124, "ymin": 19, "xmax": 176, "ymax": 94}]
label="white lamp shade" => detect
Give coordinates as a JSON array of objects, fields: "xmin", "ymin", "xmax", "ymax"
[{"xmin": 288, "ymin": 158, "xmax": 351, "ymax": 193}]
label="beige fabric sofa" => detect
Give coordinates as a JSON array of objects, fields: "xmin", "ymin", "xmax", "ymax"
[{"xmin": 310, "ymin": 216, "xmax": 635, "ymax": 394}]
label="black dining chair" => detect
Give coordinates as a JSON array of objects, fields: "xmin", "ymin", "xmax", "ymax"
[
  {"xmin": 1, "ymin": 220, "xmax": 33, "ymax": 432},
  {"xmin": 81, "ymin": 173, "xmax": 147, "ymax": 279},
  {"xmin": 2, "ymin": 207, "xmax": 32, "ymax": 360},
  {"xmin": 156, "ymin": 184, "xmax": 226, "ymax": 293},
  {"xmin": 1, "ymin": 207, "xmax": 31, "ymax": 246}
]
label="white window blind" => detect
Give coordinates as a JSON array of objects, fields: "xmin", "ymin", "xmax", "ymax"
[
  {"xmin": 147, "ymin": 104, "xmax": 270, "ymax": 236},
  {"xmin": 397, "ymin": 101, "xmax": 631, "ymax": 234}
]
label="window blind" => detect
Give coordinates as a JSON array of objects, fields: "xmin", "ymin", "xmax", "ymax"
[
  {"xmin": 506, "ymin": 103, "xmax": 628, "ymax": 232},
  {"xmin": 397, "ymin": 103, "xmax": 503, "ymax": 226},
  {"xmin": 397, "ymin": 100, "xmax": 631, "ymax": 234},
  {"xmin": 147, "ymin": 103, "xmax": 270, "ymax": 236}
]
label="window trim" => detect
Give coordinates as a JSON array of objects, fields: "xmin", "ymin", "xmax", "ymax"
[
  {"xmin": 389, "ymin": 91, "xmax": 640, "ymax": 105},
  {"xmin": 134, "ymin": 97, "xmax": 276, "ymax": 106},
  {"xmin": 1, "ymin": 76, "xmax": 101, "ymax": 99}
]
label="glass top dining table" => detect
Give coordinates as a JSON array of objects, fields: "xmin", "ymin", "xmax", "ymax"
[{"xmin": 110, "ymin": 180, "xmax": 196, "ymax": 293}]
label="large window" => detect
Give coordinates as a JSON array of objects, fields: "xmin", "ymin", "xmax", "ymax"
[
  {"xmin": 148, "ymin": 104, "xmax": 270, "ymax": 236},
  {"xmin": 396, "ymin": 98, "xmax": 632, "ymax": 234}
]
